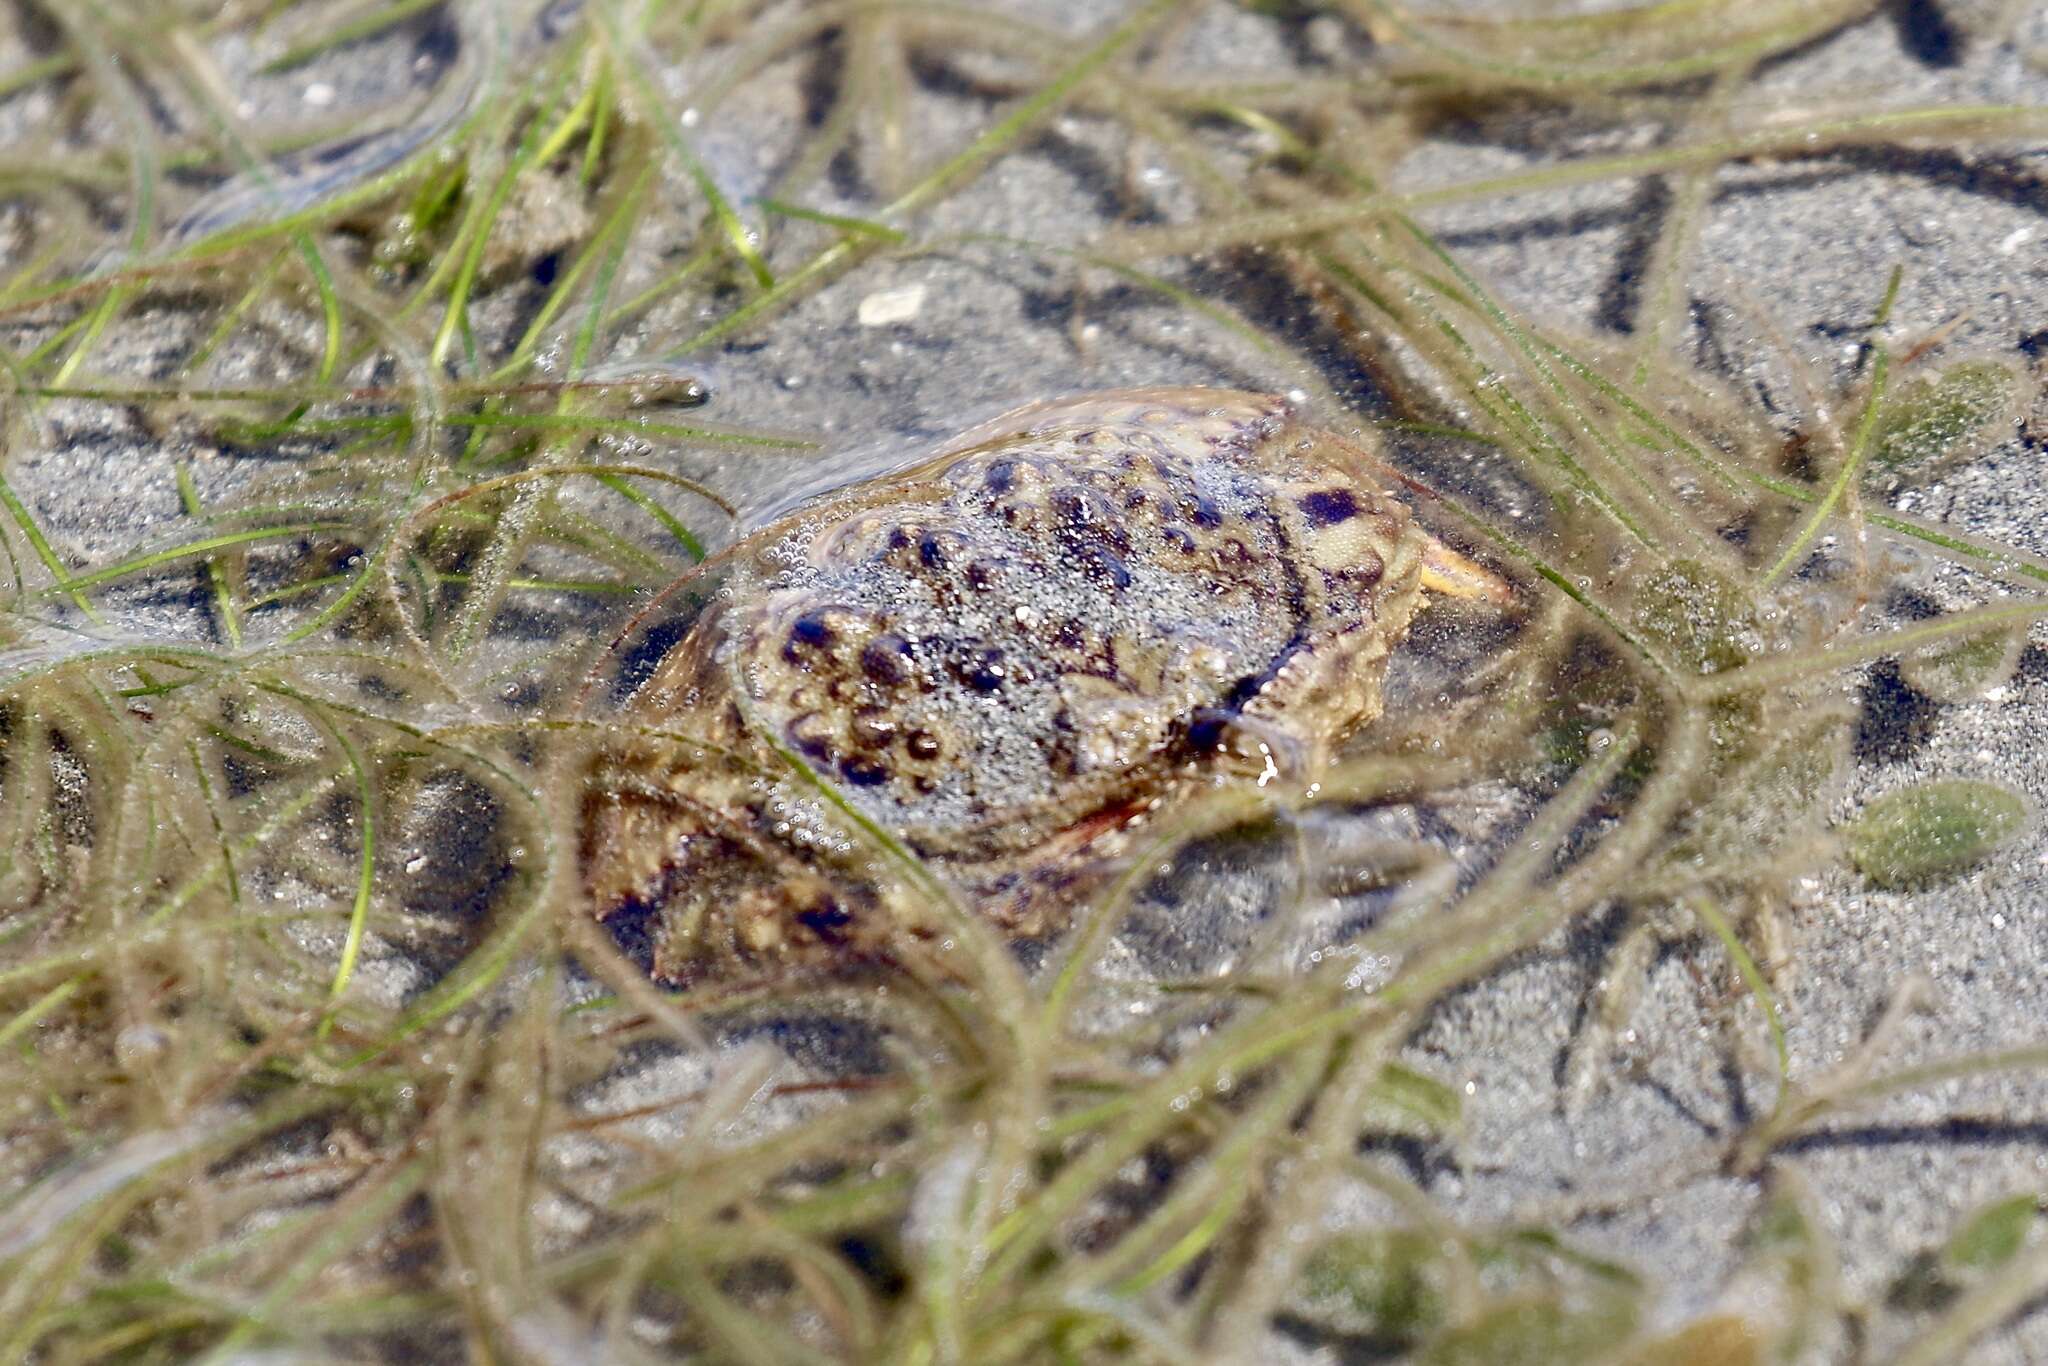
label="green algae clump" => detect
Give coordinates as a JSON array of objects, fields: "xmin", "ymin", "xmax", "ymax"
[
  {"xmin": 1846, "ymin": 779, "xmax": 2028, "ymax": 888},
  {"xmin": 1864, "ymin": 361, "xmax": 2024, "ymax": 491}
]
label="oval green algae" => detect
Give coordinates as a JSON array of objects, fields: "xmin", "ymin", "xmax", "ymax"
[{"xmin": 1847, "ymin": 779, "xmax": 2028, "ymax": 888}]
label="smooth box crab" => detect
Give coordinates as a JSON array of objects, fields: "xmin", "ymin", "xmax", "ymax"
[{"xmin": 582, "ymin": 388, "xmax": 1500, "ymax": 985}]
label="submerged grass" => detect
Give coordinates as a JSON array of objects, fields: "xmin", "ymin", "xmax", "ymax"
[{"xmin": 0, "ymin": 0, "xmax": 2045, "ymax": 1360}]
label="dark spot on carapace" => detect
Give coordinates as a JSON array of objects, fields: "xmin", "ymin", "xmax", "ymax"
[
  {"xmin": 1162, "ymin": 526, "xmax": 1195, "ymax": 554},
  {"xmin": 983, "ymin": 459, "xmax": 1016, "ymax": 494},
  {"xmin": 905, "ymin": 729, "xmax": 942, "ymax": 760},
  {"xmin": 797, "ymin": 899, "xmax": 855, "ymax": 942},
  {"xmin": 1300, "ymin": 489, "xmax": 1360, "ymax": 526},
  {"xmin": 789, "ymin": 608, "xmax": 837, "ymax": 648},
  {"xmin": 962, "ymin": 649, "xmax": 1007, "ymax": 693},
  {"xmin": 861, "ymin": 633, "xmax": 913, "ymax": 686},
  {"xmin": 919, "ymin": 532, "xmax": 949, "ymax": 568},
  {"xmin": 1051, "ymin": 487, "xmax": 1101, "ymax": 532},
  {"xmin": 1183, "ymin": 492, "xmax": 1222, "ymax": 528},
  {"xmin": 841, "ymin": 757, "xmax": 890, "ymax": 786},
  {"xmin": 851, "ymin": 707, "xmax": 897, "ymax": 748},
  {"xmin": 1078, "ymin": 547, "xmax": 1132, "ymax": 589},
  {"xmin": 788, "ymin": 720, "xmax": 834, "ymax": 762}
]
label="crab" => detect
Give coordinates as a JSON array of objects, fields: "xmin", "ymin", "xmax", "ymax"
[{"xmin": 581, "ymin": 388, "xmax": 1502, "ymax": 985}]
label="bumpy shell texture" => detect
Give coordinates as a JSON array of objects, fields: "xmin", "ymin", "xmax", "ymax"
[{"xmin": 583, "ymin": 388, "xmax": 1425, "ymax": 984}]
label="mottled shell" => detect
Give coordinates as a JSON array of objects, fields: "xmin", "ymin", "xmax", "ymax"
[{"xmin": 583, "ymin": 389, "xmax": 1425, "ymax": 984}]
